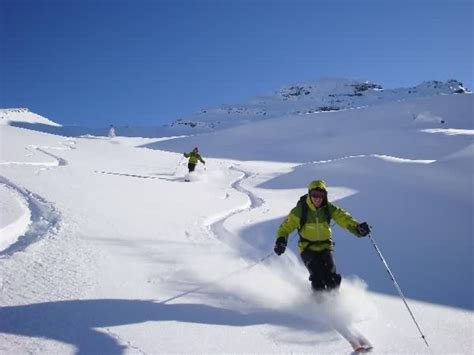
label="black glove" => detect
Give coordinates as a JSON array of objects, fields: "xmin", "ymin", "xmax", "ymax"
[
  {"xmin": 274, "ymin": 237, "xmax": 287, "ymax": 256},
  {"xmin": 356, "ymin": 222, "xmax": 371, "ymax": 237}
]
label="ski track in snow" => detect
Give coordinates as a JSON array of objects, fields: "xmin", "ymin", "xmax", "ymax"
[
  {"xmin": 94, "ymin": 170, "xmax": 185, "ymax": 182},
  {"xmin": 34, "ymin": 147, "xmax": 68, "ymax": 167},
  {"xmin": 30, "ymin": 143, "xmax": 73, "ymax": 175},
  {"xmin": 0, "ymin": 140, "xmax": 73, "ymax": 255},
  {"xmin": 93, "ymin": 147, "xmax": 186, "ymax": 181},
  {"xmin": 0, "ymin": 176, "xmax": 61, "ymax": 258},
  {"xmin": 1, "ymin": 142, "xmax": 74, "ymax": 168},
  {"xmin": 94, "ymin": 170, "xmax": 160, "ymax": 180},
  {"xmin": 198, "ymin": 164, "xmax": 291, "ymax": 350},
  {"xmin": 206, "ymin": 165, "xmax": 264, "ymax": 245},
  {"xmin": 158, "ymin": 163, "xmax": 269, "ymax": 305}
]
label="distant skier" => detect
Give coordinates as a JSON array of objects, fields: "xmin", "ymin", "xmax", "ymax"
[
  {"xmin": 108, "ymin": 125, "xmax": 116, "ymax": 138},
  {"xmin": 274, "ymin": 179, "xmax": 371, "ymax": 293},
  {"xmin": 184, "ymin": 147, "xmax": 205, "ymax": 173}
]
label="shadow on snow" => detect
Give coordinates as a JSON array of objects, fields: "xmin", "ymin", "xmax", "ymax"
[{"xmin": 0, "ymin": 299, "xmax": 320, "ymax": 354}]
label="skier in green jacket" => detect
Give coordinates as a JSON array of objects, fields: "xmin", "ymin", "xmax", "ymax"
[
  {"xmin": 274, "ymin": 179, "xmax": 370, "ymax": 292},
  {"xmin": 184, "ymin": 147, "xmax": 205, "ymax": 173}
]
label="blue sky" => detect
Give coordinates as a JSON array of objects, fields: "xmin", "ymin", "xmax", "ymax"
[{"xmin": 1, "ymin": 0, "xmax": 472, "ymax": 127}]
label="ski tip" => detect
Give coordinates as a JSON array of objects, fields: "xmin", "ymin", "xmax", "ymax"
[{"xmin": 352, "ymin": 345, "xmax": 373, "ymax": 353}]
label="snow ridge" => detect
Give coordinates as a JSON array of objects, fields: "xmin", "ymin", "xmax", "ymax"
[{"xmin": 168, "ymin": 78, "xmax": 469, "ymax": 131}]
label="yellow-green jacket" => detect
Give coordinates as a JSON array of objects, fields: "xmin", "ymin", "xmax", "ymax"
[
  {"xmin": 276, "ymin": 195, "xmax": 360, "ymax": 252},
  {"xmin": 184, "ymin": 151, "xmax": 205, "ymax": 165}
]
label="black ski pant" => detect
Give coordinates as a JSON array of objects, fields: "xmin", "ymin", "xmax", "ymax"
[
  {"xmin": 300, "ymin": 249, "xmax": 341, "ymax": 292},
  {"xmin": 188, "ymin": 163, "xmax": 196, "ymax": 173}
]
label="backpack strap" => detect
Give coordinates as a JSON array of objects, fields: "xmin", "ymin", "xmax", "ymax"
[
  {"xmin": 324, "ymin": 203, "xmax": 332, "ymax": 226},
  {"xmin": 297, "ymin": 194, "xmax": 308, "ymax": 233}
]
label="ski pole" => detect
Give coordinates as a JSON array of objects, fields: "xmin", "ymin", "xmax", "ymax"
[
  {"xmin": 160, "ymin": 250, "xmax": 275, "ymax": 304},
  {"xmin": 172, "ymin": 156, "xmax": 185, "ymax": 175},
  {"xmin": 159, "ymin": 234, "xmax": 297, "ymax": 304},
  {"xmin": 368, "ymin": 233, "xmax": 429, "ymax": 347}
]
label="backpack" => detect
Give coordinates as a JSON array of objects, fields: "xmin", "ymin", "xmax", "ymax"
[{"xmin": 296, "ymin": 194, "xmax": 332, "ymax": 233}]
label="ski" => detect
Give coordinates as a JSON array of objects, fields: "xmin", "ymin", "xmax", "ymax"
[
  {"xmin": 333, "ymin": 323, "xmax": 373, "ymax": 353},
  {"xmin": 310, "ymin": 292, "xmax": 373, "ymax": 352}
]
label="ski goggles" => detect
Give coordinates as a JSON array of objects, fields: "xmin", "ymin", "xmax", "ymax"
[{"xmin": 309, "ymin": 190, "xmax": 326, "ymax": 199}]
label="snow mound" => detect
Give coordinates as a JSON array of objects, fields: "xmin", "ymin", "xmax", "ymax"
[
  {"xmin": 0, "ymin": 184, "xmax": 31, "ymax": 251},
  {"xmin": 0, "ymin": 108, "xmax": 61, "ymax": 127}
]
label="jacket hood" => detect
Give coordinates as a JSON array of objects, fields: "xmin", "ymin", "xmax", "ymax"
[
  {"xmin": 306, "ymin": 180, "xmax": 328, "ymax": 209},
  {"xmin": 308, "ymin": 180, "xmax": 327, "ymax": 191}
]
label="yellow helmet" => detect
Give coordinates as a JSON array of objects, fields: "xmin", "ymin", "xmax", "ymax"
[{"xmin": 308, "ymin": 179, "xmax": 327, "ymax": 191}]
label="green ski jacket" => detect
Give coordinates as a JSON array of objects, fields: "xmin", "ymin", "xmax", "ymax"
[
  {"xmin": 184, "ymin": 151, "xmax": 205, "ymax": 165},
  {"xmin": 276, "ymin": 195, "xmax": 361, "ymax": 252}
]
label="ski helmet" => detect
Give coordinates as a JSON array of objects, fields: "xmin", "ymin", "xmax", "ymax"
[{"xmin": 308, "ymin": 180, "xmax": 327, "ymax": 191}]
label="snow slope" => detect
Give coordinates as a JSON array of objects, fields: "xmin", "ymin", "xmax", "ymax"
[{"xmin": 0, "ymin": 93, "xmax": 472, "ymax": 354}]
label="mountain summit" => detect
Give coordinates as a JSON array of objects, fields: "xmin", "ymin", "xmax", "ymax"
[{"xmin": 168, "ymin": 78, "xmax": 469, "ymax": 132}]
